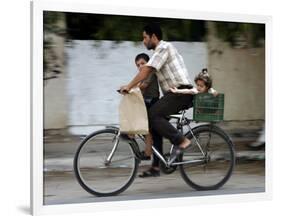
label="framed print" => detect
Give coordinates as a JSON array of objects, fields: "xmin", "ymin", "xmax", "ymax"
[{"xmin": 31, "ymin": 0, "xmax": 272, "ymax": 215}]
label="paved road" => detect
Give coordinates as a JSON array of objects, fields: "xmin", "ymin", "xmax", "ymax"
[
  {"xmin": 44, "ymin": 161, "xmax": 265, "ymax": 205},
  {"xmin": 43, "ymin": 129, "xmax": 265, "ymax": 205}
]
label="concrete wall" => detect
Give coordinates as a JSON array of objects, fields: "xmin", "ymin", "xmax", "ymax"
[
  {"xmin": 44, "ymin": 33, "xmax": 67, "ymax": 129},
  {"xmin": 65, "ymin": 40, "xmax": 207, "ymax": 134},
  {"xmin": 44, "ymin": 38, "xmax": 265, "ymax": 132},
  {"xmin": 44, "ymin": 74, "xmax": 67, "ymax": 129},
  {"xmin": 207, "ymin": 31, "xmax": 265, "ymax": 121}
]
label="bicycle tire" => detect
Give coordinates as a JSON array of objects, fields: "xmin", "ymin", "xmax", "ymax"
[
  {"xmin": 179, "ymin": 124, "xmax": 235, "ymax": 190},
  {"xmin": 73, "ymin": 128, "xmax": 139, "ymax": 196}
]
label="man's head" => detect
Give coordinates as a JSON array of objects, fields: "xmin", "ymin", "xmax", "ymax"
[
  {"xmin": 135, "ymin": 53, "xmax": 150, "ymax": 70},
  {"xmin": 143, "ymin": 23, "xmax": 162, "ymax": 50}
]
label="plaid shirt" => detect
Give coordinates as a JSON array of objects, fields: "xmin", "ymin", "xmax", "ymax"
[{"xmin": 146, "ymin": 40, "xmax": 191, "ymax": 93}]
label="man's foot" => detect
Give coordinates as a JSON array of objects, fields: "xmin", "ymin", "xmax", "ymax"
[
  {"xmin": 139, "ymin": 167, "xmax": 160, "ymax": 178},
  {"xmin": 168, "ymin": 146, "xmax": 182, "ymax": 165},
  {"xmin": 168, "ymin": 139, "xmax": 191, "ymax": 165},
  {"xmin": 179, "ymin": 138, "xmax": 191, "ymax": 149}
]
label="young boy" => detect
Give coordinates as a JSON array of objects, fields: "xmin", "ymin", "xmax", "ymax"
[{"xmin": 135, "ymin": 53, "xmax": 163, "ymax": 177}]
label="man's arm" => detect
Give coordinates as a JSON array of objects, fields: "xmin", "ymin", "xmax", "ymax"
[{"xmin": 120, "ymin": 66, "xmax": 153, "ymax": 93}]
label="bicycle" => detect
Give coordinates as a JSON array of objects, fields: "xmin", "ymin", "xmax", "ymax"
[{"xmin": 73, "ymin": 94, "xmax": 235, "ymax": 196}]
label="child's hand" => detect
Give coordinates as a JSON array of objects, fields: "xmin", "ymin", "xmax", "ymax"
[
  {"xmin": 212, "ymin": 91, "xmax": 219, "ymax": 97},
  {"xmin": 170, "ymin": 87, "xmax": 178, "ymax": 93}
]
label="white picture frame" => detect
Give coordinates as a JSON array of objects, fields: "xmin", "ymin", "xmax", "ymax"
[{"xmin": 31, "ymin": 0, "xmax": 272, "ymax": 215}]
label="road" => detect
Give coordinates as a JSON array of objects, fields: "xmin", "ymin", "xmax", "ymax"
[
  {"xmin": 44, "ymin": 161, "xmax": 265, "ymax": 205},
  {"xmin": 43, "ymin": 129, "xmax": 265, "ymax": 205}
]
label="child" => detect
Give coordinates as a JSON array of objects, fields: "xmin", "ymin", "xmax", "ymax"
[
  {"xmin": 170, "ymin": 68, "xmax": 218, "ymax": 96},
  {"xmin": 167, "ymin": 69, "xmax": 218, "ymax": 163},
  {"xmin": 135, "ymin": 53, "xmax": 163, "ymax": 177}
]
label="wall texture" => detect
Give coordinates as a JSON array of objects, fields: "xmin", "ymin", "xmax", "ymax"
[
  {"xmin": 207, "ymin": 36, "xmax": 265, "ymax": 121},
  {"xmin": 43, "ymin": 39, "xmax": 265, "ymax": 133}
]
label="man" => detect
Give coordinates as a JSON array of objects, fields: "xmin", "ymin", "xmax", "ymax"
[{"xmin": 120, "ymin": 23, "xmax": 193, "ymax": 163}]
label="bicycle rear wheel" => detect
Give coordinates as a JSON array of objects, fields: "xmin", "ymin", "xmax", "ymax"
[
  {"xmin": 73, "ymin": 128, "xmax": 138, "ymax": 196},
  {"xmin": 179, "ymin": 125, "xmax": 235, "ymax": 190}
]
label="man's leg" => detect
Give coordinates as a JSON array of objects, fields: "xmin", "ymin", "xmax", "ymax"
[
  {"xmin": 149, "ymin": 98, "xmax": 163, "ymax": 168},
  {"xmin": 151, "ymin": 128, "xmax": 163, "ymax": 168},
  {"xmin": 148, "ymin": 92, "xmax": 193, "ymax": 146}
]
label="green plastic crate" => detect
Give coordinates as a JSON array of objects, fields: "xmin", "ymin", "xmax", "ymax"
[{"xmin": 193, "ymin": 93, "xmax": 224, "ymax": 122}]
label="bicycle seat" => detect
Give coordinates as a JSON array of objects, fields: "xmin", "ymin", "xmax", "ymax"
[
  {"xmin": 168, "ymin": 110, "xmax": 186, "ymax": 120},
  {"xmin": 169, "ymin": 113, "xmax": 183, "ymax": 119}
]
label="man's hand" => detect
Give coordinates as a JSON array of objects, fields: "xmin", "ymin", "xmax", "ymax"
[
  {"xmin": 169, "ymin": 87, "xmax": 179, "ymax": 93},
  {"xmin": 118, "ymin": 66, "xmax": 153, "ymax": 95},
  {"xmin": 119, "ymin": 85, "xmax": 130, "ymax": 95}
]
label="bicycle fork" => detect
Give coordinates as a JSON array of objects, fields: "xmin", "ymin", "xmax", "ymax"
[{"xmin": 104, "ymin": 130, "xmax": 120, "ymax": 166}]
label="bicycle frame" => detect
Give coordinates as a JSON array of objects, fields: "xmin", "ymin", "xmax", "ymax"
[
  {"xmin": 74, "ymin": 110, "xmax": 235, "ymax": 196},
  {"xmin": 105, "ymin": 110, "xmax": 210, "ymax": 168}
]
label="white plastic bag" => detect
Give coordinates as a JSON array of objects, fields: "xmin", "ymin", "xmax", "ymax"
[{"xmin": 119, "ymin": 87, "xmax": 149, "ymax": 134}]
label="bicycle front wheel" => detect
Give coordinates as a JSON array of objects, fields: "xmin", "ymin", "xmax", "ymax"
[
  {"xmin": 73, "ymin": 128, "xmax": 138, "ymax": 196},
  {"xmin": 179, "ymin": 125, "xmax": 235, "ymax": 190}
]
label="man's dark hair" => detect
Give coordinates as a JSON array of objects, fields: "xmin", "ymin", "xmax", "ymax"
[
  {"xmin": 143, "ymin": 23, "xmax": 162, "ymax": 40},
  {"xmin": 135, "ymin": 53, "xmax": 150, "ymax": 63}
]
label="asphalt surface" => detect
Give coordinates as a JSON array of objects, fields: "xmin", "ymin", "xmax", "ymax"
[{"xmin": 43, "ymin": 128, "xmax": 265, "ymax": 205}]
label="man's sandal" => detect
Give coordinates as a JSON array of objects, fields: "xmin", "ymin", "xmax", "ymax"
[{"xmin": 139, "ymin": 167, "xmax": 160, "ymax": 178}]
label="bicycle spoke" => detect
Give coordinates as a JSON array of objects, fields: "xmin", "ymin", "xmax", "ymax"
[
  {"xmin": 180, "ymin": 125, "xmax": 235, "ymax": 190},
  {"xmin": 74, "ymin": 129, "xmax": 138, "ymax": 196}
]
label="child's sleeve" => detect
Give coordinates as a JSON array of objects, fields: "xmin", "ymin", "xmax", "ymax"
[{"xmin": 208, "ymin": 88, "xmax": 217, "ymax": 94}]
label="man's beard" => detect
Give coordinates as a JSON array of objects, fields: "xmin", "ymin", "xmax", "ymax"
[{"xmin": 146, "ymin": 41, "xmax": 155, "ymax": 50}]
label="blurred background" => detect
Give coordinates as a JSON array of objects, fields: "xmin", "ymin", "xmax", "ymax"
[
  {"xmin": 42, "ymin": 11, "xmax": 265, "ymax": 205},
  {"xmin": 43, "ymin": 11, "xmax": 265, "ymax": 135}
]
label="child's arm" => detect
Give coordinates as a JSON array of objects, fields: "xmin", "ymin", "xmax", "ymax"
[
  {"xmin": 208, "ymin": 88, "xmax": 219, "ymax": 96},
  {"xmin": 170, "ymin": 87, "xmax": 198, "ymax": 94},
  {"xmin": 138, "ymin": 71, "xmax": 155, "ymax": 92},
  {"xmin": 138, "ymin": 81, "xmax": 149, "ymax": 91}
]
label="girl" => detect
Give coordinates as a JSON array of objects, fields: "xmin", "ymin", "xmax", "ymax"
[
  {"xmin": 170, "ymin": 69, "xmax": 218, "ymax": 96},
  {"xmin": 167, "ymin": 69, "xmax": 218, "ymax": 163}
]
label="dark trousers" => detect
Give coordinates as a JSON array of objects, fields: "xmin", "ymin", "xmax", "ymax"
[
  {"xmin": 148, "ymin": 90, "xmax": 193, "ymax": 147},
  {"xmin": 145, "ymin": 97, "xmax": 163, "ymax": 167}
]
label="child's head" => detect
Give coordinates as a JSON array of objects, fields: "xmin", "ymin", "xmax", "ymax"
[
  {"xmin": 194, "ymin": 68, "xmax": 213, "ymax": 93},
  {"xmin": 135, "ymin": 53, "xmax": 150, "ymax": 70}
]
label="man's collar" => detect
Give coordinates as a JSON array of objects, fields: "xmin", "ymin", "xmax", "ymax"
[{"xmin": 154, "ymin": 40, "xmax": 164, "ymax": 50}]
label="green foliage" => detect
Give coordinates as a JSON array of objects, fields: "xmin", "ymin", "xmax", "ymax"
[
  {"xmin": 215, "ymin": 22, "xmax": 265, "ymax": 47},
  {"xmin": 65, "ymin": 13, "xmax": 206, "ymax": 42},
  {"xmin": 43, "ymin": 11, "xmax": 65, "ymax": 34},
  {"xmin": 43, "ymin": 11, "xmax": 66, "ymax": 81},
  {"xmin": 44, "ymin": 11, "xmax": 265, "ymax": 47}
]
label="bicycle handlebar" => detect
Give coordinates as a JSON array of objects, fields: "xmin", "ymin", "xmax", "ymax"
[{"xmin": 117, "ymin": 89, "xmax": 129, "ymax": 94}]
